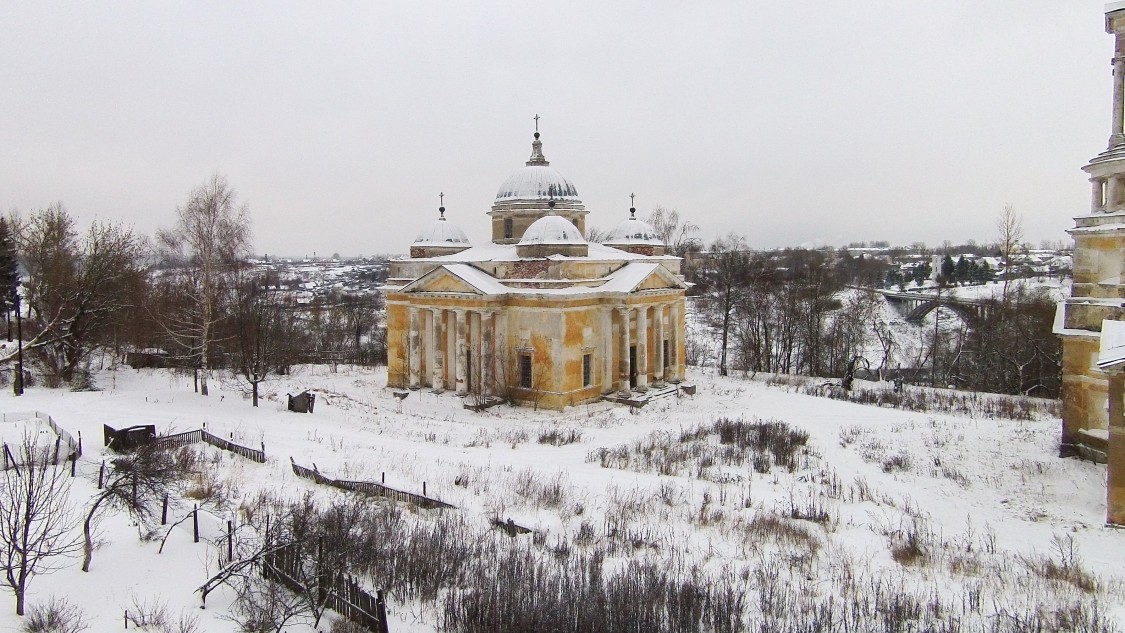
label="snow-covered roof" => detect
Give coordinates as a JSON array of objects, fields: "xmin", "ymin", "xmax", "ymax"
[
  {"xmin": 604, "ymin": 214, "xmax": 663, "ymax": 246},
  {"xmin": 518, "ymin": 215, "xmax": 586, "ymax": 246},
  {"xmin": 495, "ymin": 165, "xmax": 580, "ymax": 202},
  {"xmin": 1098, "ymin": 319, "xmax": 1125, "ymax": 370},
  {"xmin": 414, "ymin": 215, "xmax": 471, "ymax": 247},
  {"xmin": 402, "ymin": 261, "xmax": 684, "ymax": 297},
  {"xmin": 399, "ymin": 240, "xmax": 670, "ymax": 264}
]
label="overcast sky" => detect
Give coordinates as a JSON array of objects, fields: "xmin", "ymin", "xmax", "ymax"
[{"xmin": 0, "ymin": 2, "xmax": 1114, "ymax": 257}]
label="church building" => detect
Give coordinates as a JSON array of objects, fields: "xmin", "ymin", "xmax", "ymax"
[
  {"xmin": 384, "ymin": 126, "xmax": 688, "ymax": 410},
  {"xmin": 1058, "ymin": 2, "xmax": 1125, "ymax": 525}
]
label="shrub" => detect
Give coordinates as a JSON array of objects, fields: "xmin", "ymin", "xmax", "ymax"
[{"xmin": 22, "ymin": 597, "xmax": 88, "ymax": 633}]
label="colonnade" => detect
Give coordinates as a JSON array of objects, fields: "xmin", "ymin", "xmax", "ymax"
[
  {"xmin": 1091, "ymin": 33, "xmax": 1125, "ymax": 212},
  {"xmin": 407, "ymin": 307, "xmax": 503, "ymax": 395},
  {"xmin": 604, "ymin": 301, "xmax": 684, "ymax": 396},
  {"xmin": 404, "ymin": 300, "xmax": 684, "ymax": 399}
]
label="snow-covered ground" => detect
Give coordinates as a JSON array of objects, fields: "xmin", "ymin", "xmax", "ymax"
[{"xmin": 0, "ymin": 362, "xmax": 1115, "ymax": 632}]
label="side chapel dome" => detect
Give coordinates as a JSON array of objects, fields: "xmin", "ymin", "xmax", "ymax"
[
  {"xmin": 410, "ymin": 205, "xmax": 471, "ymax": 258},
  {"xmin": 605, "ymin": 210, "xmax": 663, "ymax": 246},
  {"xmin": 604, "ymin": 205, "xmax": 666, "ymax": 256},
  {"xmin": 414, "ymin": 211, "xmax": 470, "ymax": 246}
]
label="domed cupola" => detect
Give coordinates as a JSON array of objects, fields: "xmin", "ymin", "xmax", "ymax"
[
  {"xmin": 516, "ymin": 201, "xmax": 589, "ymax": 258},
  {"xmin": 410, "ymin": 199, "xmax": 471, "ymax": 258},
  {"xmin": 489, "ymin": 118, "xmax": 588, "ymax": 244},
  {"xmin": 604, "ymin": 197, "xmax": 666, "ymax": 256}
]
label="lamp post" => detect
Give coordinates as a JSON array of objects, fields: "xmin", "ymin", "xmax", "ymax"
[{"xmin": 13, "ymin": 287, "xmax": 22, "ymax": 396}]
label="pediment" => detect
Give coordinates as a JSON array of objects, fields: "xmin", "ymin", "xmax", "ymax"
[
  {"xmin": 604, "ymin": 263, "xmax": 688, "ymax": 294},
  {"xmin": 401, "ymin": 267, "xmax": 484, "ymax": 295}
]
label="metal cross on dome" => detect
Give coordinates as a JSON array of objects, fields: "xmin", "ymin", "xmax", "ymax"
[{"xmin": 534, "ymin": 114, "xmax": 540, "ymax": 132}]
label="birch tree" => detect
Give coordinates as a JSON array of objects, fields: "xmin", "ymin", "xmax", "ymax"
[{"xmin": 158, "ymin": 175, "xmax": 251, "ymax": 396}]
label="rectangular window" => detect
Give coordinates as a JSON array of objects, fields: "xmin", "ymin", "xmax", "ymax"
[
  {"xmin": 663, "ymin": 340, "xmax": 670, "ymax": 368},
  {"xmin": 582, "ymin": 353, "xmax": 592, "ymax": 387},
  {"xmin": 519, "ymin": 354, "xmax": 532, "ymax": 389},
  {"xmin": 504, "ymin": 218, "xmax": 514, "ymax": 239}
]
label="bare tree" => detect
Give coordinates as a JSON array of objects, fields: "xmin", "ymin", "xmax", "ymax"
[
  {"xmin": 15, "ymin": 205, "xmax": 146, "ymax": 383},
  {"xmin": 158, "ymin": 175, "xmax": 252, "ymax": 396},
  {"xmin": 82, "ymin": 442, "xmax": 190, "ymax": 572},
  {"xmin": 647, "ymin": 206, "xmax": 699, "ymax": 257},
  {"xmin": 996, "ymin": 203, "xmax": 1024, "ymax": 298},
  {"xmin": 0, "ymin": 434, "xmax": 81, "ymax": 615},
  {"xmin": 698, "ymin": 235, "xmax": 754, "ymax": 376},
  {"xmin": 225, "ymin": 271, "xmax": 300, "ymax": 406},
  {"xmin": 583, "ymin": 225, "xmax": 607, "ymax": 243}
]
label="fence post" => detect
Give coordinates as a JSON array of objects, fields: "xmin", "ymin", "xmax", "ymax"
[
  {"xmin": 98, "ymin": 461, "xmax": 105, "ymax": 489},
  {"xmin": 52, "ymin": 436, "xmax": 60, "ymax": 465},
  {"xmin": 70, "ymin": 456, "xmax": 76, "ymax": 478},
  {"xmin": 261, "ymin": 442, "xmax": 265, "ymax": 459},
  {"xmin": 77, "ymin": 430, "xmax": 82, "ymax": 456},
  {"xmin": 376, "ymin": 589, "xmax": 390, "ymax": 633},
  {"xmin": 161, "ymin": 495, "xmax": 168, "ymax": 525},
  {"xmin": 193, "ymin": 505, "xmax": 199, "ymax": 543},
  {"xmin": 381, "ymin": 471, "xmax": 385, "ymax": 483},
  {"xmin": 423, "ymin": 481, "xmax": 426, "ymax": 497},
  {"xmin": 227, "ymin": 520, "xmax": 233, "ymax": 563}
]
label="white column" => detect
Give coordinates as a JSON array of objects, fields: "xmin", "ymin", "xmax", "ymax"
[
  {"xmin": 670, "ymin": 300, "xmax": 683, "ymax": 382},
  {"xmin": 1111, "ymin": 177, "xmax": 1123, "ymax": 212},
  {"xmin": 636, "ymin": 306, "xmax": 649, "ymax": 390},
  {"xmin": 1093, "ymin": 178, "xmax": 1107, "ymax": 212},
  {"xmin": 495, "ymin": 311, "xmax": 508, "ymax": 393},
  {"xmin": 618, "ymin": 306, "xmax": 631, "ymax": 395},
  {"xmin": 601, "ymin": 307, "xmax": 614, "ymax": 393},
  {"xmin": 470, "ymin": 311, "xmax": 481, "ymax": 395},
  {"xmin": 423, "ymin": 309, "xmax": 433, "ymax": 387},
  {"xmin": 1112, "ymin": 39, "xmax": 1125, "ymax": 147},
  {"xmin": 408, "ymin": 307, "xmax": 420, "ymax": 389},
  {"xmin": 455, "ymin": 309, "xmax": 468, "ymax": 395},
  {"xmin": 653, "ymin": 303, "xmax": 665, "ymax": 385},
  {"xmin": 431, "ymin": 308, "xmax": 444, "ymax": 392},
  {"xmin": 480, "ymin": 311, "xmax": 493, "ymax": 396}
]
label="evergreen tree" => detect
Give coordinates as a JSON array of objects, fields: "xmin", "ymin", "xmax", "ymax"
[
  {"xmin": 940, "ymin": 254, "xmax": 955, "ymax": 283},
  {"xmin": 980, "ymin": 260, "xmax": 994, "ymax": 283},
  {"xmin": 955, "ymin": 255, "xmax": 970, "ymax": 285}
]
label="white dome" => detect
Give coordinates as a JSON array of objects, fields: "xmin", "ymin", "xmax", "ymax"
[
  {"xmin": 518, "ymin": 215, "xmax": 586, "ymax": 246},
  {"xmin": 605, "ymin": 216, "xmax": 663, "ymax": 246},
  {"xmin": 495, "ymin": 165, "xmax": 580, "ymax": 203},
  {"xmin": 414, "ymin": 216, "xmax": 470, "ymax": 246}
]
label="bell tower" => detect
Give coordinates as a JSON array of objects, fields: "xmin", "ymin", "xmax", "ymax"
[{"xmin": 1059, "ymin": 2, "xmax": 1125, "ymax": 525}]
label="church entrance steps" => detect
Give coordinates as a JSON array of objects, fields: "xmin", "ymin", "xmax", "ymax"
[{"xmin": 601, "ymin": 383, "xmax": 679, "ymax": 407}]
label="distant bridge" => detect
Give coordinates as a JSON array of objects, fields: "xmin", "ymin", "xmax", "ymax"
[{"xmin": 876, "ymin": 289, "xmax": 993, "ymax": 325}]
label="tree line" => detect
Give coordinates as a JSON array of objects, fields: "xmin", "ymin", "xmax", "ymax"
[
  {"xmin": 0, "ymin": 175, "xmax": 385, "ymax": 404},
  {"xmin": 694, "ymin": 233, "xmax": 1061, "ymax": 398}
]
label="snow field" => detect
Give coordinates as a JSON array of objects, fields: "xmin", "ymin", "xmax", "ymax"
[{"xmin": 0, "ymin": 362, "xmax": 1117, "ymax": 632}]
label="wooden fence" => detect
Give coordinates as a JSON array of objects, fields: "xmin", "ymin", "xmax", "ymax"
[
  {"xmin": 0, "ymin": 411, "xmax": 81, "ymax": 471},
  {"xmin": 263, "ymin": 541, "xmax": 390, "ymax": 633},
  {"xmin": 290, "ymin": 458, "xmax": 454, "ymax": 510},
  {"xmin": 158, "ymin": 429, "xmax": 266, "ymax": 463}
]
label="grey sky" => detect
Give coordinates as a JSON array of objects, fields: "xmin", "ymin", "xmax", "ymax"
[{"xmin": 0, "ymin": 2, "xmax": 1111, "ymax": 257}]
